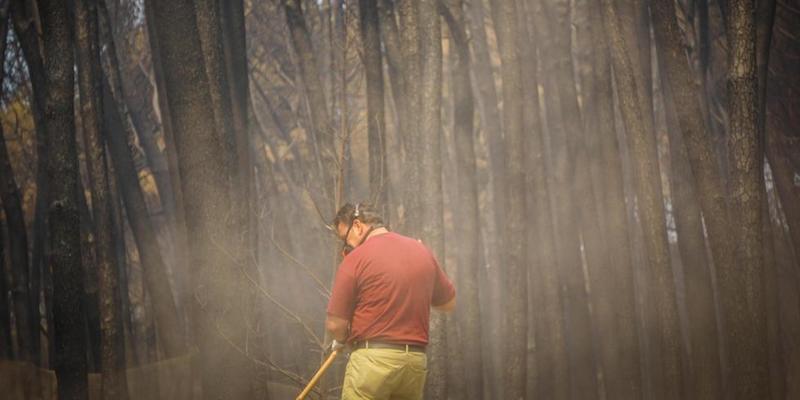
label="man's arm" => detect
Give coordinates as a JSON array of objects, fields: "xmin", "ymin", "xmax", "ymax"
[
  {"xmin": 325, "ymin": 315, "xmax": 349, "ymax": 342},
  {"xmin": 432, "ymin": 295, "xmax": 456, "ymax": 313}
]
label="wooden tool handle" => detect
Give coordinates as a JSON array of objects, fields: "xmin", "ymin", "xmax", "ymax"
[{"xmin": 295, "ymin": 350, "xmax": 340, "ymax": 400}]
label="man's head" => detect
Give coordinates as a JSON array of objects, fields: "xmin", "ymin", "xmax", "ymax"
[{"xmin": 333, "ymin": 202, "xmax": 384, "ymax": 254}]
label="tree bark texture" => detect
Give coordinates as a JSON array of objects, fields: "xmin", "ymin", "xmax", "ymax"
[
  {"xmin": 0, "ymin": 218, "xmax": 12, "ymax": 359},
  {"xmin": 10, "ymin": 0, "xmax": 48, "ymax": 365},
  {"xmin": 75, "ymin": 0, "xmax": 129, "ymax": 397},
  {"xmin": 147, "ymin": 0, "xmax": 255, "ymax": 397},
  {"xmin": 0, "ymin": 16, "xmax": 35, "ymax": 364},
  {"xmin": 358, "ymin": 0, "xmax": 388, "ymax": 214},
  {"xmin": 723, "ymin": 0, "xmax": 771, "ymax": 396},
  {"xmin": 650, "ymin": 1, "xmax": 740, "ymax": 396},
  {"xmin": 415, "ymin": 1, "xmax": 448, "ymax": 398},
  {"xmin": 661, "ymin": 74, "xmax": 723, "ymax": 399},
  {"xmin": 440, "ymin": 3, "xmax": 484, "ymax": 399},
  {"xmin": 283, "ymin": 0, "xmax": 335, "ymax": 215},
  {"xmin": 585, "ymin": 3, "xmax": 644, "ymax": 395},
  {"xmin": 40, "ymin": 0, "xmax": 89, "ymax": 398},
  {"xmin": 101, "ymin": 21, "xmax": 186, "ymax": 360},
  {"xmin": 600, "ymin": 0, "xmax": 686, "ymax": 397},
  {"xmin": 490, "ymin": 0, "xmax": 528, "ymax": 398},
  {"xmin": 533, "ymin": 0, "xmax": 599, "ymax": 396}
]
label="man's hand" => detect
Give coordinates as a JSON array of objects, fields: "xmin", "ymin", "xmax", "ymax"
[{"xmin": 330, "ymin": 339, "xmax": 345, "ymax": 352}]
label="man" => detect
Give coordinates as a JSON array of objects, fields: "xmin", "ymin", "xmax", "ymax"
[{"xmin": 326, "ymin": 203, "xmax": 456, "ymax": 400}]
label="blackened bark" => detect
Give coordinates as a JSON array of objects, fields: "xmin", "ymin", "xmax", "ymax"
[
  {"xmin": 724, "ymin": 0, "xmax": 771, "ymax": 396},
  {"xmin": 533, "ymin": 0, "xmax": 599, "ymax": 396},
  {"xmin": 10, "ymin": 0, "xmax": 46, "ymax": 365},
  {"xmin": 586, "ymin": 3, "xmax": 644, "ymax": 395},
  {"xmin": 0, "ymin": 17, "xmax": 34, "ymax": 363},
  {"xmin": 599, "ymin": 0, "xmax": 686, "ymax": 397},
  {"xmin": 40, "ymin": 0, "xmax": 89, "ymax": 398},
  {"xmin": 219, "ymin": 0, "xmax": 254, "ymax": 252},
  {"xmin": 662, "ymin": 78, "xmax": 723, "ymax": 400},
  {"xmin": 393, "ymin": 0, "xmax": 425, "ymax": 232},
  {"xmin": 75, "ymin": 0, "xmax": 129, "ymax": 397},
  {"xmin": 650, "ymin": 1, "xmax": 737, "ymax": 396},
  {"xmin": 283, "ymin": 0, "xmax": 335, "ymax": 214},
  {"xmin": 358, "ymin": 0, "xmax": 388, "ymax": 214},
  {"xmin": 147, "ymin": 0, "xmax": 254, "ymax": 397},
  {"xmin": 415, "ymin": 1, "xmax": 447, "ymax": 398},
  {"xmin": 0, "ymin": 219, "xmax": 12, "ymax": 359},
  {"xmin": 103, "ymin": 85, "xmax": 185, "ymax": 363},
  {"xmin": 101, "ymin": 17, "xmax": 186, "ymax": 359},
  {"xmin": 141, "ymin": 0, "xmax": 192, "ymax": 333},
  {"xmin": 490, "ymin": 0, "xmax": 527, "ymax": 398},
  {"xmin": 440, "ymin": 3, "xmax": 483, "ymax": 399}
]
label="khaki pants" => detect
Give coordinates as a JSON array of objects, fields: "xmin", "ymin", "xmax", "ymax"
[{"xmin": 341, "ymin": 348, "xmax": 427, "ymax": 400}]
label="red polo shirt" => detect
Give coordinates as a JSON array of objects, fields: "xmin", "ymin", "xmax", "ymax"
[{"xmin": 326, "ymin": 232, "xmax": 455, "ymax": 346}]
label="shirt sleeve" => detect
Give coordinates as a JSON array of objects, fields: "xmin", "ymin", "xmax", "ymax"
[
  {"xmin": 431, "ymin": 257, "xmax": 456, "ymax": 307},
  {"xmin": 327, "ymin": 259, "xmax": 357, "ymax": 320}
]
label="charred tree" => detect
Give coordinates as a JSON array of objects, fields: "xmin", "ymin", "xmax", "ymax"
[
  {"xmin": 723, "ymin": 0, "xmax": 771, "ymax": 396},
  {"xmin": 0, "ymin": 15, "xmax": 34, "ymax": 364},
  {"xmin": 101, "ymin": 17, "xmax": 186, "ymax": 359},
  {"xmin": 147, "ymin": 0, "xmax": 255, "ymax": 397},
  {"xmin": 40, "ymin": 0, "xmax": 89, "ymax": 397},
  {"xmin": 282, "ymin": 0, "xmax": 335, "ymax": 214},
  {"xmin": 440, "ymin": 2, "xmax": 484, "ymax": 399},
  {"xmin": 0, "ymin": 218, "xmax": 12, "ymax": 359},
  {"xmin": 491, "ymin": 0, "xmax": 528, "ymax": 398},
  {"xmin": 415, "ymin": 0, "xmax": 448, "ymax": 397},
  {"xmin": 75, "ymin": 0, "xmax": 129, "ymax": 397},
  {"xmin": 358, "ymin": 0, "xmax": 388, "ymax": 213},
  {"xmin": 599, "ymin": 0, "xmax": 686, "ymax": 397}
]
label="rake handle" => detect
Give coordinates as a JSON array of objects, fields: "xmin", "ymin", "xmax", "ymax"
[{"xmin": 295, "ymin": 350, "xmax": 340, "ymax": 400}]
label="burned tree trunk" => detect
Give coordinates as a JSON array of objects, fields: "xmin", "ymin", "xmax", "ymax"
[
  {"xmin": 600, "ymin": 0, "xmax": 686, "ymax": 397},
  {"xmin": 723, "ymin": 0, "xmax": 771, "ymax": 396},
  {"xmin": 0, "ymin": 18, "xmax": 34, "ymax": 364},
  {"xmin": 40, "ymin": 0, "xmax": 89, "ymax": 398},
  {"xmin": 0, "ymin": 219, "xmax": 11, "ymax": 359},
  {"xmin": 101, "ymin": 17, "xmax": 186, "ymax": 359},
  {"xmin": 416, "ymin": 0, "xmax": 448, "ymax": 398},
  {"xmin": 440, "ymin": 2, "xmax": 484, "ymax": 399},
  {"xmin": 358, "ymin": 0, "xmax": 388, "ymax": 212},
  {"xmin": 147, "ymin": 0, "xmax": 255, "ymax": 397},
  {"xmin": 491, "ymin": 0, "xmax": 528, "ymax": 398},
  {"xmin": 75, "ymin": 0, "xmax": 129, "ymax": 397}
]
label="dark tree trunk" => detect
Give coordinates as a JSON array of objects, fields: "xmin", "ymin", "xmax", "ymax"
[
  {"xmin": 599, "ymin": 0, "xmax": 686, "ymax": 397},
  {"xmin": 439, "ymin": 3, "xmax": 484, "ymax": 399},
  {"xmin": 40, "ymin": 0, "xmax": 89, "ymax": 398},
  {"xmin": 10, "ymin": 0, "xmax": 46, "ymax": 365},
  {"xmin": 650, "ymin": 1, "xmax": 739, "ymax": 397},
  {"xmin": 467, "ymin": 0, "xmax": 505, "ymax": 233},
  {"xmin": 532, "ymin": 0, "xmax": 599, "ymax": 397},
  {"xmin": 764, "ymin": 0, "xmax": 800, "ymax": 264},
  {"xmin": 0, "ymin": 17, "xmax": 34, "ymax": 364},
  {"xmin": 723, "ymin": 0, "xmax": 771, "ymax": 396},
  {"xmin": 394, "ymin": 0, "xmax": 422, "ymax": 231},
  {"xmin": 490, "ymin": 0, "xmax": 528, "ymax": 398},
  {"xmin": 141, "ymin": 0, "xmax": 192, "ymax": 333},
  {"xmin": 219, "ymin": 0, "xmax": 254, "ymax": 249},
  {"xmin": 147, "ymin": 0, "xmax": 255, "ymax": 397},
  {"xmin": 101, "ymin": 18, "xmax": 186, "ymax": 360},
  {"xmin": 282, "ymin": 0, "xmax": 335, "ymax": 214},
  {"xmin": 0, "ymin": 218, "xmax": 12, "ymax": 359},
  {"xmin": 414, "ymin": 1, "xmax": 448, "ymax": 398},
  {"xmin": 358, "ymin": 0, "xmax": 388, "ymax": 213},
  {"xmin": 75, "ymin": 0, "xmax": 129, "ymax": 397},
  {"xmin": 585, "ymin": 1, "xmax": 644, "ymax": 395},
  {"xmin": 515, "ymin": 2, "xmax": 569, "ymax": 398},
  {"xmin": 661, "ymin": 74, "xmax": 723, "ymax": 399}
]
